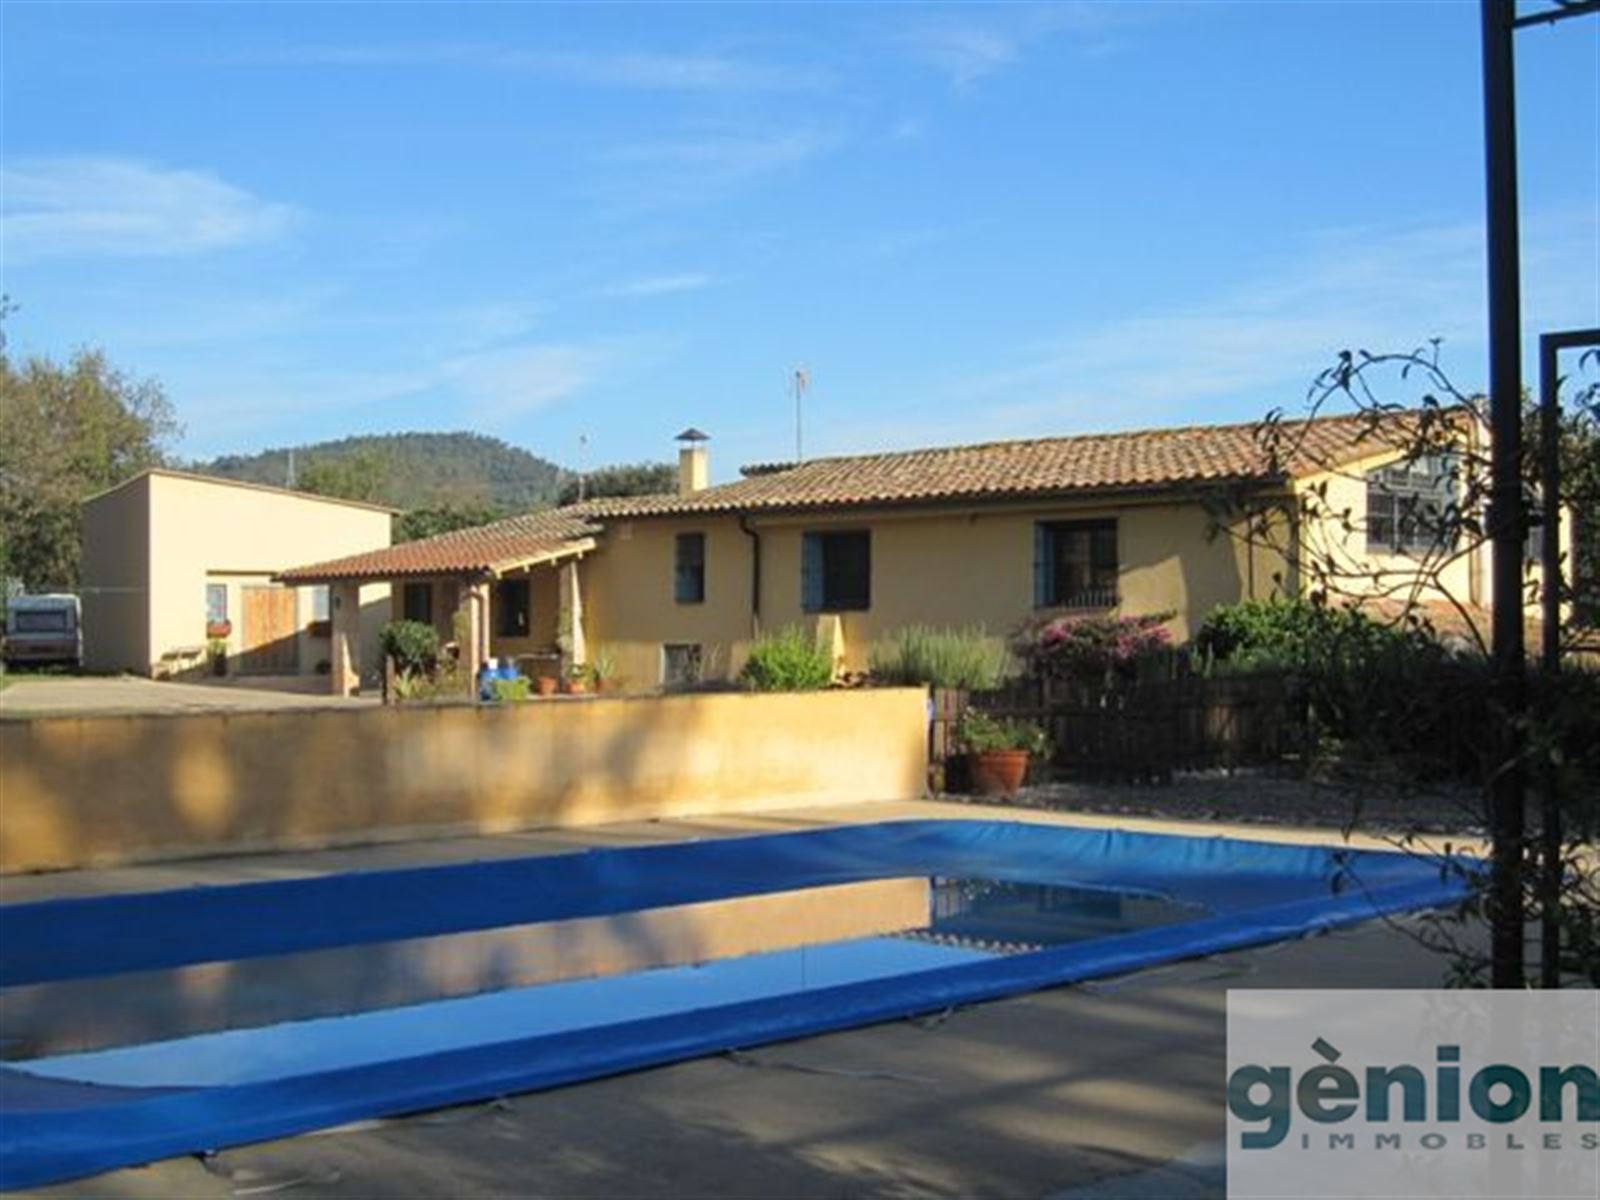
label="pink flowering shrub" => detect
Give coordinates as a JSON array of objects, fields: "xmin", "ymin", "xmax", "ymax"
[{"xmin": 1011, "ymin": 612, "xmax": 1174, "ymax": 684}]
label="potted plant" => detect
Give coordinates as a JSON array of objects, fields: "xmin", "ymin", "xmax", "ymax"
[
  {"xmin": 207, "ymin": 637, "xmax": 229, "ymax": 677},
  {"xmin": 957, "ymin": 709, "xmax": 1049, "ymax": 797},
  {"xmin": 587, "ymin": 645, "xmax": 618, "ymax": 693},
  {"xmin": 534, "ymin": 673, "xmax": 560, "ymax": 697},
  {"xmin": 565, "ymin": 662, "xmax": 592, "ymax": 695}
]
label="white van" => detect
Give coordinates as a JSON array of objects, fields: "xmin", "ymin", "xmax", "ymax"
[{"xmin": 3, "ymin": 594, "xmax": 83, "ymax": 669}]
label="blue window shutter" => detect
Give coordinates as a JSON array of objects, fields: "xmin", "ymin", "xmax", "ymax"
[
  {"xmin": 1033, "ymin": 524, "xmax": 1053, "ymax": 608},
  {"xmin": 802, "ymin": 533, "xmax": 823, "ymax": 612}
]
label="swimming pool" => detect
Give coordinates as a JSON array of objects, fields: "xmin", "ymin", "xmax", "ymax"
[{"xmin": 0, "ymin": 819, "xmax": 1467, "ymax": 1188}]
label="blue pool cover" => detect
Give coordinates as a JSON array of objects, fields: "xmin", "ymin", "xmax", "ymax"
[{"xmin": 0, "ymin": 819, "xmax": 1468, "ymax": 1188}]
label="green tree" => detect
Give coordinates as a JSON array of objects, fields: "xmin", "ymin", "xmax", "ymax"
[
  {"xmin": 559, "ymin": 461, "xmax": 676, "ymax": 505},
  {"xmin": 296, "ymin": 449, "xmax": 389, "ymax": 504},
  {"xmin": 395, "ymin": 502, "xmax": 504, "ymax": 543},
  {"xmin": 0, "ymin": 325, "xmax": 179, "ymax": 591}
]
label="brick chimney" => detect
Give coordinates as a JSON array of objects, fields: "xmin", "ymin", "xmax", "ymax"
[{"xmin": 676, "ymin": 427, "xmax": 709, "ymax": 496}]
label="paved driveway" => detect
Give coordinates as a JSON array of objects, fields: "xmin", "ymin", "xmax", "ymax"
[{"xmin": 0, "ymin": 676, "xmax": 373, "ymax": 718}]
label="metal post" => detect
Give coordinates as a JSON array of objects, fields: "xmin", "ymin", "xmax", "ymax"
[
  {"xmin": 1480, "ymin": 0, "xmax": 1526, "ymax": 988},
  {"xmin": 1538, "ymin": 334, "xmax": 1561, "ymax": 988}
]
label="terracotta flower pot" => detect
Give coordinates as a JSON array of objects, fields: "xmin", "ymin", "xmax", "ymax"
[
  {"xmin": 968, "ymin": 750, "xmax": 1030, "ymax": 797},
  {"xmin": 535, "ymin": 676, "xmax": 559, "ymax": 697},
  {"xmin": 566, "ymin": 678, "xmax": 589, "ymax": 695}
]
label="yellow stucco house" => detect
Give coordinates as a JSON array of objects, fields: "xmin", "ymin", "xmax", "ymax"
[
  {"xmin": 280, "ymin": 410, "xmax": 1552, "ymax": 696},
  {"xmin": 81, "ymin": 470, "xmax": 395, "ymax": 681}
]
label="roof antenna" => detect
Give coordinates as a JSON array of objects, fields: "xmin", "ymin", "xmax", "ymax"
[
  {"xmin": 576, "ymin": 433, "xmax": 589, "ymax": 503},
  {"xmin": 792, "ymin": 366, "xmax": 809, "ymax": 463}
]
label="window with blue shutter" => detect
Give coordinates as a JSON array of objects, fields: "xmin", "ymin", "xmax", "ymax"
[
  {"xmin": 802, "ymin": 531, "xmax": 869, "ymax": 612},
  {"xmin": 801, "ymin": 533, "xmax": 824, "ymax": 612},
  {"xmin": 674, "ymin": 533, "xmax": 706, "ymax": 604},
  {"xmin": 1033, "ymin": 524, "xmax": 1054, "ymax": 609},
  {"xmin": 1033, "ymin": 520, "xmax": 1118, "ymax": 608}
]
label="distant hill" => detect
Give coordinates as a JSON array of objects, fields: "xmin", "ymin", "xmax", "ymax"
[{"xmin": 197, "ymin": 432, "xmax": 568, "ymax": 511}]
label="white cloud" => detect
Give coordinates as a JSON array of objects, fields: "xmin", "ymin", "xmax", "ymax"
[
  {"xmin": 599, "ymin": 273, "xmax": 719, "ymax": 298},
  {"xmin": 825, "ymin": 211, "xmax": 1596, "ymax": 452},
  {"xmin": 250, "ymin": 44, "xmax": 828, "ymax": 91},
  {"xmin": 439, "ymin": 343, "xmax": 606, "ymax": 424},
  {"xmin": 599, "ymin": 129, "xmax": 837, "ymax": 178},
  {"xmin": 1, "ymin": 158, "xmax": 297, "ymax": 263},
  {"xmin": 591, "ymin": 127, "xmax": 840, "ymax": 212},
  {"xmin": 899, "ymin": 25, "xmax": 1019, "ymax": 88},
  {"xmin": 895, "ymin": 2, "xmax": 1144, "ymax": 87}
]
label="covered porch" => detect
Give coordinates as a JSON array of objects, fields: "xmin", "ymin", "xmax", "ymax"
[{"xmin": 276, "ymin": 509, "xmax": 601, "ymax": 696}]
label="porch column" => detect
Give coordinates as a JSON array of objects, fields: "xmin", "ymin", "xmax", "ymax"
[
  {"xmin": 559, "ymin": 559, "xmax": 586, "ymax": 672},
  {"xmin": 330, "ymin": 582, "xmax": 361, "ymax": 697},
  {"xmin": 455, "ymin": 579, "xmax": 490, "ymax": 678}
]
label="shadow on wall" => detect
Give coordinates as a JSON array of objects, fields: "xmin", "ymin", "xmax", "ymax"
[{"xmin": 0, "ymin": 689, "xmax": 929, "ymax": 873}]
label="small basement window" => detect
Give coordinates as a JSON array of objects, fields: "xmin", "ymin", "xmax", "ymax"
[
  {"xmin": 801, "ymin": 531, "xmax": 871, "ymax": 613},
  {"xmin": 496, "ymin": 578, "xmax": 531, "ymax": 637},
  {"xmin": 663, "ymin": 643, "xmax": 704, "ymax": 687}
]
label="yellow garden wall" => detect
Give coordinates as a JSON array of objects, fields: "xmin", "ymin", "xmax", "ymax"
[{"xmin": 0, "ymin": 687, "xmax": 928, "ymax": 873}]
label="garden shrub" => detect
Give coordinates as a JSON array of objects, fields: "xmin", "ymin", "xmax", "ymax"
[
  {"xmin": 1194, "ymin": 598, "xmax": 1453, "ymax": 763},
  {"xmin": 490, "ymin": 677, "xmax": 532, "ymax": 703},
  {"xmin": 868, "ymin": 625, "xmax": 1010, "ymax": 690},
  {"xmin": 1010, "ymin": 612, "xmax": 1173, "ymax": 685},
  {"xmin": 739, "ymin": 626, "xmax": 835, "ymax": 691},
  {"xmin": 380, "ymin": 619, "xmax": 440, "ymax": 677}
]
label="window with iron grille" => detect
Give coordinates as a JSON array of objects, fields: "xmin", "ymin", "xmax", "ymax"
[
  {"xmin": 495, "ymin": 578, "xmax": 530, "ymax": 636},
  {"xmin": 801, "ymin": 530, "xmax": 870, "ymax": 613},
  {"xmin": 1366, "ymin": 454, "xmax": 1459, "ymax": 555},
  {"xmin": 675, "ymin": 532, "xmax": 706, "ymax": 604},
  {"xmin": 1033, "ymin": 520, "xmax": 1118, "ymax": 609}
]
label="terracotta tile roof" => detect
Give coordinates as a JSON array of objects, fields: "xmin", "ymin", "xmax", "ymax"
[
  {"xmin": 589, "ymin": 410, "xmax": 1425, "ymax": 518},
  {"xmin": 277, "ymin": 507, "xmax": 602, "ymax": 583},
  {"xmin": 276, "ymin": 410, "xmax": 1441, "ymax": 581}
]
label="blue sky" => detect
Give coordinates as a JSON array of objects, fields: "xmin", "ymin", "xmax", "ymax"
[{"xmin": 2, "ymin": 2, "xmax": 1596, "ymax": 478}]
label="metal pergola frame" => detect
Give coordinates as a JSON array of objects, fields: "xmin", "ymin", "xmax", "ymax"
[{"xmin": 1480, "ymin": 0, "xmax": 1598, "ymax": 986}]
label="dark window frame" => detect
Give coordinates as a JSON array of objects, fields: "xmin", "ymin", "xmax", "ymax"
[
  {"xmin": 675, "ymin": 532, "xmax": 707, "ymax": 605},
  {"xmin": 802, "ymin": 530, "xmax": 871, "ymax": 613},
  {"xmin": 1034, "ymin": 519, "xmax": 1119, "ymax": 609},
  {"xmin": 402, "ymin": 581, "xmax": 434, "ymax": 625},
  {"xmin": 495, "ymin": 578, "xmax": 531, "ymax": 637}
]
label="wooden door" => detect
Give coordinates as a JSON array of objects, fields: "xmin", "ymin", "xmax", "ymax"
[{"xmin": 241, "ymin": 585, "xmax": 299, "ymax": 674}]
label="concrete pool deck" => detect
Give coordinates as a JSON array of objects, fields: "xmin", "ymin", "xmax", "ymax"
[{"xmin": 4, "ymin": 800, "xmax": 1473, "ymax": 1198}]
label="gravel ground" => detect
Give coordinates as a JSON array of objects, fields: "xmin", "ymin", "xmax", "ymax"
[{"xmin": 953, "ymin": 769, "xmax": 1489, "ymax": 839}]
